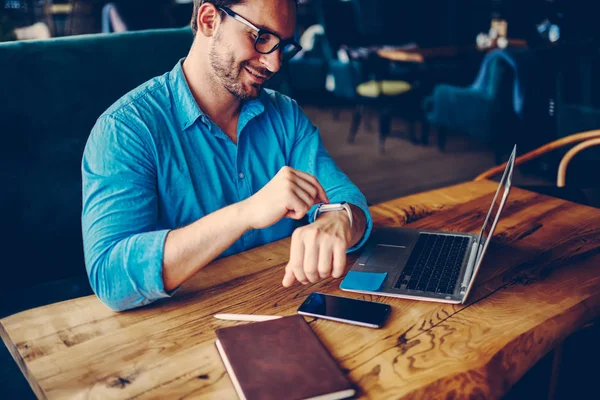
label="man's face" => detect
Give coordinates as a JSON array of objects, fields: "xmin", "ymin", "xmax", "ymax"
[{"xmin": 208, "ymin": 0, "xmax": 296, "ymax": 100}]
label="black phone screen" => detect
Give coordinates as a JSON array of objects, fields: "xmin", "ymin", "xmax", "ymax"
[{"xmin": 297, "ymin": 292, "xmax": 391, "ymax": 327}]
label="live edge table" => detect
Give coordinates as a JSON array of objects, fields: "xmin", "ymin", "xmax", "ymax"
[{"xmin": 2, "ymin": 180, "xmax": 599, "ymax": 399}]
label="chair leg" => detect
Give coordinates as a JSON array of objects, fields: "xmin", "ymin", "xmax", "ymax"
[
  {"xmin": 437, "ymin": 127, "xmax": 447, "ymax": 151},
  {"xmin": 378, "ymin": 111, "xmax": 391, "ymax": 154},
  {"xmin": 421, "ymin": 120, "xmax": 430, "ymax": 145},
  {"xmin": 409, "ymin": 120, "xmax": 417, "ymax": 144},
  {"xmin": 365, "ymin": 110, "xmax": 374, "ymax": 132},
  {"xmin": 347, "ymin": 105, "xmax": 363, "ymax": 144},
  {"xmin": 332, "ymin": 108, "xmax": 341, "ymax": 121},
  {"xmin": 548, "ymin": 342, "xmax": 563, "ymax": 400}
]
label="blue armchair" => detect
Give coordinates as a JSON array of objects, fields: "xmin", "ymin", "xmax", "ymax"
[
  {"xmin": 424, "ymin": 49, "xmax": 521, "ymax": 161},
  {"xmin": 285, "ymin": 29, "xmax": 328, "ymax": 101}
]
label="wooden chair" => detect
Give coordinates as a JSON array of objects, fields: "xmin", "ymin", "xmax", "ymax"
[{"xmin": 475, "ymin": 129, "xmax": 600, "ymax": 188}]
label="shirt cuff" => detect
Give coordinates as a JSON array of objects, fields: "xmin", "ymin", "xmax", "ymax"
[{"xmin": 119, "ymin": 229, "xmax": 175, "ymax": 302}]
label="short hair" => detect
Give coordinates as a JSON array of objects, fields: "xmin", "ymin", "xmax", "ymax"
[
  {"xmin": 191, "ymin": 0, "xmax": 297, "ymax": 36},
  {"xmin": 191, "ymin": 1, "xmax": 245, "ymax": 36}
]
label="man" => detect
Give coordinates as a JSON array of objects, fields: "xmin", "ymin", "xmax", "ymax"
[{"xmin": 82, "ymin": 0, "xmax": 372, "ymax": 311}]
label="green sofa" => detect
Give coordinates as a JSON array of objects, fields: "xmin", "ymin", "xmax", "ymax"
[
  {"xmin": 0, "ymin": 27, "xmax": 196, "ymax": 317},
  {"xmin": 0, "ymin": 26, "xmax": 197, "ymax": 398}
]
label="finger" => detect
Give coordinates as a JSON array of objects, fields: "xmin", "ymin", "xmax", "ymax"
[
  {"xmin": 303, "ymin": 240, "xmax": 320, "ymax": 283},
  {"xmin": 291, "ymin": 169, "xmax": 329, "ymax": 204},
  {"xmin": 331, "ymin": 243, "xmax": 347, "ymax": 279},
  {"xmin": 286, "ymin": 196, "xmax": 311, "ymax": 220},
  {"xmin": 292, "ymin": 187, "xmax": 314, "ymax": 211},
  {"xmin": 314, "ymin": 182, "xmax": 330, "ymax": 204},
  {"xmin": 285, "ymin": 210, "xmax": 297, "ymax": 219},
  {"xmin": 292, "ymin": 176, "xmax": 319, "ymax": 203},
  {"xmin": 282, "ymin": 264, "xmax": 295, "ymax": 287},
  {"xmin": 293, "ymin": 266, "xmax": 308, "ymax": 285},
  {"xmin": 293, "ymin": 258, "xmax": 309, "ymax": 285},
  {"xmin": 289, "ymin": 232, "xmax": 308, "ymax": 284},
  {"xmin": 317, "ymin": 245, "xmax": 333, "ymax": 279}
]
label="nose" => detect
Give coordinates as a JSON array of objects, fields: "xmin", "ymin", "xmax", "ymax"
[{"xmin": 259, "ymin": 49, "xmax": 282, "ymax": 74}]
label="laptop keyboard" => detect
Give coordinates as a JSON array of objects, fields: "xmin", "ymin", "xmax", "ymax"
[{"xmin": 394, "ymin": 233, "xmax": 470, "ymax": 295}]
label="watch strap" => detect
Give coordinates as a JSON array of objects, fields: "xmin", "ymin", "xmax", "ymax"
[{"xmin": 313, "ymin": 202, "xmax": 353, "ymax": 227}]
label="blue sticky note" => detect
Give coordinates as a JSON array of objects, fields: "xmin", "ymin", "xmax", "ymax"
[{"xmin": 340, "ymin": 271, "xmax": 388, "ymax": 292}]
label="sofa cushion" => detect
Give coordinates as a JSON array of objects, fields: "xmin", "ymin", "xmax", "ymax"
[{"xmin": 0, "ymin": 28, "xmax": 194, "ymax": 292}]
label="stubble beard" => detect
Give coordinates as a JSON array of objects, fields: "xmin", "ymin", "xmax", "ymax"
[{"xmin": 209, "ymin": 33, "xmax": 261, "ymax": 101}]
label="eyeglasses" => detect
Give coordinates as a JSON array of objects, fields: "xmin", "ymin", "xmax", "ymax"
[{"xmin": 218, "ymin": 6, "xmax": 302, "ymax": 61}]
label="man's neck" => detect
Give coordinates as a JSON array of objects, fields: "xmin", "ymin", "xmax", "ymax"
[{"xmin": 182, "ymin": 50, "xmax": 241, "ymax": 140}]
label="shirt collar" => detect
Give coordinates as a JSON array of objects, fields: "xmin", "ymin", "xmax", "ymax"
[
  {"xmin": 239, "ymin": 93, "xmax": 265, "ymax": 134},
  {"xmin": 168, "ymin": 59, "xmax": 266, "ymax": 134},
  {"xmin": 168, "ymin": 59, "xmax": 206, "ymax": 131}
]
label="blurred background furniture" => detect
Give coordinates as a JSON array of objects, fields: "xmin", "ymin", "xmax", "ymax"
[
  {"xmin": 3, "ymin": 0, "xmax": 103, "ymax": 37},
  {"xmin": 423, "ymin": 48, "xmax": 520, "ymax": 158},
  {"xmin": 62, "ymin": 0, "xmax": 99, "ymax": 36},
  {"xmin": 101, "ymin": 0, "xmax": 179, "ymax": 33},
  {"xmin": 423, "ymin": 45, "xmax": 561, "ymax": 163},
  {"xmin": 2, "ymin": 0, "xmax": 194, "ymax": 37},
  {"xmin": 12, "ymin": 20, "xmax": 49, "ymax": 38},
  {"xmin": 0, "ymin": 0, "xmax": 16, "ymax": 40},
  {"xmin": 316, "ymin": 0, "xmax": 421, "ymax": 153},
  {"xmin": 553, "ymin": 40, "xmax": 600, "ymax": 186},
  {"xmin": 2, "ymin": 0, "xmax": 41, "ymax": 30},
  {"xmin": 476, "ymin": 130, "xmax": 600, "ymax": 207},
  {"xmin": 284, "ymin": 24, "xmax": 329, "ymax": 104},
  {"xmin": 43, "ymin": 0, "xmax": 73, "ymax": 36}
]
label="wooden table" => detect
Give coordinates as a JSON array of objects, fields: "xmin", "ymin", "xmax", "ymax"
[
  {"xmin": 2, "ymin": 180, "xmax": 599, "ymax": 399},
  {"xmin": 377, "ymin": 45, "xmax": 478, "ymax": 64},
  {"xmin": 377, "ymin": 40, "xmax": 528, "ymax": 63}
]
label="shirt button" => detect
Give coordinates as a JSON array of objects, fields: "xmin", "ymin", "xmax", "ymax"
[{"xmin": 238, "ymin": 172, "xmax": 245, "ymax": 179}]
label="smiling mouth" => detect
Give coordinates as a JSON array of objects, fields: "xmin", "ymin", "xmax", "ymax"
[{"xmin": 244, "ymin": 67, "xmax": 269, "ymax": 81}]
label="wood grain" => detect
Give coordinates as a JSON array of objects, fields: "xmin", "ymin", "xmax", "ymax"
[{"xmin": 2, "ymin": 180, "xmax": 599, "ymax": 399}]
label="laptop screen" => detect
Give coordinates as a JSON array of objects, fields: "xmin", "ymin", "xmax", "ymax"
[{"xmin": 475, "ymin": 146, "xmax": 516, "ymax": 263}]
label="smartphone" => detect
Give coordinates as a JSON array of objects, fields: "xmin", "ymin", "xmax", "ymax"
[{"xmin": 297, "ymin": 292, "xmax": 391, "ymax": 328}]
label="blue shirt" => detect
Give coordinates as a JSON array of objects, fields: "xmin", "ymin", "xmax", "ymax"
[{"xmin": 82, "ymin": 60, "xmax": 372, "ymax": 311}]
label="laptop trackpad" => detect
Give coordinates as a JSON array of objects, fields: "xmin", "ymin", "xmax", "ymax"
[{"xmin": 365, "ymin": 244, "xmax": 408, "ymax": 267}]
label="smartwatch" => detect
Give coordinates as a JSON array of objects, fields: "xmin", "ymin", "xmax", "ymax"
[{"xmin": 313, "ymin": 202, "xmax": 353, "ymax": 227}]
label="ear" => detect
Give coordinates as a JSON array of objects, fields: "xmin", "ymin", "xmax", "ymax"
[{"xmin": 196, "ymin": 3, "xmax": 221, "ymax": 38}]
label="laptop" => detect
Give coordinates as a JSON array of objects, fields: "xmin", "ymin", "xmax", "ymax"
[{"xmin": 340, "ymin": 145, "xmax": 516, "ymax": 304}]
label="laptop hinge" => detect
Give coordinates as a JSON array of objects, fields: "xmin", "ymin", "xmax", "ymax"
[{"xmin": 460, "ymin": 241, "xmax": 479, "ymax": 293}]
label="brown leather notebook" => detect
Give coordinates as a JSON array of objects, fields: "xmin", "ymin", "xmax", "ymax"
[{"xmin": 215, "ymin": 315, "xmax": 355, "ymax": 400}]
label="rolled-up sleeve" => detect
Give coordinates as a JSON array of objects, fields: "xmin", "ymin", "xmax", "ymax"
[
  {"xmin": 287, "ymin": 101, "xmax": 373, "ymax": 252},
  {"xmin": 82, "ymin": 114, "xmax": 172, "ymax": 311}
]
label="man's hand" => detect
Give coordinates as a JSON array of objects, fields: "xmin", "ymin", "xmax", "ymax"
[
  {"xmin": 241, "ymin": 166, "xmax": 329, "ymax": 230},
  {"xmin": 282, "ymin": 210, "xmax": 352, "ymax": 287}
]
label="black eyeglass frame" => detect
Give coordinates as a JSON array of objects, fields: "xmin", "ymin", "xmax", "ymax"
[{"xmin": 218, "ymin": 6, "xmax": 302, "ymax": 60}]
